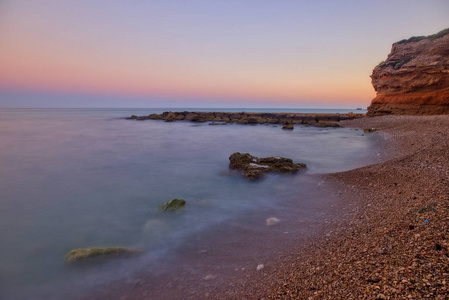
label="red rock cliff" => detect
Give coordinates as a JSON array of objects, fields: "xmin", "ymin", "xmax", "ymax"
[{"xmin": 367, "ymin": 29, "xmax": 449, "ymax": 116}]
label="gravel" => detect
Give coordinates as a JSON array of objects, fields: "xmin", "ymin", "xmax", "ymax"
[
  {"xmin": 233, "ymin": 115, "xmax": 449, "ymax": 299},
  {"xmin": 89, "ymin": 115, "xmax": 449, "ymax": 299}
]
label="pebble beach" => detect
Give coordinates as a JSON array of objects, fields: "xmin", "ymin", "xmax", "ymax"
[
  {"xmin": 91, "ymin": 114, "xmax": 449, "ymax": 299},
  {"xmin": 233, "ymin": 115, "xmax": 449, "ymax": 299}
]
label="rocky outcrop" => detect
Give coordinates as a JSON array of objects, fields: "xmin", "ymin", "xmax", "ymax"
[
  {"xmin": 128, "ymin": 111, "xmax": 364, "ymax": 127},
  {"xmin": 229, "ymin": 152, "xmax": 306, "ymax": 180},
  {"xmin": 65, "ymin": 247, "xmax": 142, "ymax": 264},
  {"xmin": 368, "ymin": 28, "xmax": 449, "ymax": 116},
  {"xmin": 159, "ymin": 198, "xmax": 186, "ymax": 211}
]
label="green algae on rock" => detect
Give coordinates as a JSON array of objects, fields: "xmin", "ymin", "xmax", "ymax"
[
  {"xmin": 159, "ymin": 198, "xmax": 186, "ymax": 211},
  {"xmin": 65, "ymin": 247, "xmax": 142, "ymax": 264},
  {"xmin": 229, "ymin": 152, "xmax": 306, "ymax": 180}
]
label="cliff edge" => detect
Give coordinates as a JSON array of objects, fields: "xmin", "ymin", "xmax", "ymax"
[{"xmin": 367, "ymin": 28, "xmax": 449, "ymax": 116}]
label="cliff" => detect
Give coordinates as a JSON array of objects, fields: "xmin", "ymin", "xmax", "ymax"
[{"xmin": 367, "ymin": 28, "xmax": 449, "ymax": 116}]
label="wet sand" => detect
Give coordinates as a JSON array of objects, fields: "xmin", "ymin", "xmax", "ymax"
[{"xmin": 89, "ymin": 115, "xmax": 449, "ymax": 299}]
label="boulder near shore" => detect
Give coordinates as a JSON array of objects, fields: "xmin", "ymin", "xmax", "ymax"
[
  {"xmin": 65, "ymin": 247, "xmax": 142, "ymax": 264},
  {"xmin": 229, "ymin": 152, "xmax": 306, "ymax": 180},
  {"xmin": 159, "ymin": 198, "xmax": 186, "ymax": 211},
  {"xmin": 368, "ymin": 28, "xmax": 449, "ymax": 116}
]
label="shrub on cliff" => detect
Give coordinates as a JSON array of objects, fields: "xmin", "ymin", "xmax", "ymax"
[{"xmin": 396, "ymin": 28, "xmax": 449, "ymax": 44}]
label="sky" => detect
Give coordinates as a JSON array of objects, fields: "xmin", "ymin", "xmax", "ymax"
[{"xmin": 0, "ymin": 0, "xmax": 448, "ymax": 108}]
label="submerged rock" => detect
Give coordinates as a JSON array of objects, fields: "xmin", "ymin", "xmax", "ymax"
[
  {"xmin": 229, "ymin": 152, "xmax": 306, "ymax": 180},
  {"xmin": 65, "ymin": 247, "xmax": 142, "ymax": 264},
  {"xmin": 159, "ymin": 198, "xmax": 186, "ymax": 211},
  {"xmin": 282, "ymin": 123, "xmax": 294, "ymax": 130},
  {"xmin": 208, "ymin": 122, "xmax": 228, "ymax": 125}
]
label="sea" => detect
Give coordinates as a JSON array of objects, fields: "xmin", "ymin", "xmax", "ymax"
[{"xmin": 0, "ymin": 107, "xmax": 375, "ymax": 299}]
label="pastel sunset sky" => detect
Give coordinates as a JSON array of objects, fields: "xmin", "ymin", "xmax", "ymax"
[{"xmin": 0, "ymin": 1, "xmax": 448, "ymax": 108}]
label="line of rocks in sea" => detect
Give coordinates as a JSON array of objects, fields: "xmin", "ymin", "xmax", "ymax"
[{"xmin": 127, "ymin": 111, "xmax": 364, "ymax": 128}]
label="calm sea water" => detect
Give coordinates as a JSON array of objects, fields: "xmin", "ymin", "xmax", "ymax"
[{"xmin": 0, "ymin": 108, "xmax": 373, "ymax": 299}]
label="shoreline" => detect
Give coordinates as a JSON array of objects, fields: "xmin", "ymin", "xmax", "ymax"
[
  {"xmin": 89, "ymin": 115, "xmax": 449, "ymax": 299},
  {"xmin": 240, "ymin": 115, "xmax": 449, "ymax": 299}
]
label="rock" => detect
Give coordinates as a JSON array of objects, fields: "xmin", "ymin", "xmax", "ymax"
[
  {"xmin": 282, "ymin": 123, "xmax": 294, "ymax": 130},
  {"xmin": 368, "ymin": 28, "xmax": 449, "ymax": 116},
  {"xmin": 164, "ymin": 111, "xmax": 178, "ymax": 122},
  {"xmin": 229, "ymin": 152, "xmax": 306, "ymax": 180},
  {"xmin": 316, "ymin": 121, "xmax": 340, "ymax": 128},
  {"xmin": 148, "ymin": 114, "xmax": 163, "ymax": 120},
  {"xmin": 65, "ymin": 247, "xmax": 142, "ymax": 264},
  {"xmin": 159, "ymin": 198, "xmax": 186, "ymax": 211},
  {"xmin": 128, "ymin": 111, "xmax": 363, "ymax": 127},
  {"xmin": 237, "ymin": 119, "xmax": 249, "ymax": 124},
  {"xmin": 203, "ymin": 274, "xmax": 217, "ymax": 280},
  {"xmin": 191, "ymin": 115, "xmax": 208, "ymax": 122},
  {"xmin": 266, "ymin": 217, "xmax": 280, "ymax": 226},
  {"xmin": 256, "ymin": 264, "xmax": 264, "ymax": 271},
  {"xmin": 363, "ymin": 128, "xmax": 377, "ymax": 133},
  {"xmin": 184, "ymin": 113, "xmax": 198, "ymax": 121}
]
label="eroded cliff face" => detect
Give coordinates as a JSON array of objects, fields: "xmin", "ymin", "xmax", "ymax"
[{"xmin": 368, "ymin": 29, "xmax": 449, "ymax": 116}]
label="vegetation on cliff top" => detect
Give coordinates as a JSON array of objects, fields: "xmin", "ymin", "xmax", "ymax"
[{"xmin": 395, "ymin": 28, "xmax": 449, "ymax": 45}]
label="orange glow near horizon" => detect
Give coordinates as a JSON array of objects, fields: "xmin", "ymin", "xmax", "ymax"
[
  {"xmin": 0, "ymin": 33, "xmax": 375, "ymax": 106},
  {"xmin": 1, "ymin": 1, "xmax": 446, "ymax": 107}
]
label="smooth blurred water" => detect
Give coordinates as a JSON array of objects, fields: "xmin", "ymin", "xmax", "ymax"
[{"xmin": 0, "ymin": 108, "xmax": 374, "ymax": 299}]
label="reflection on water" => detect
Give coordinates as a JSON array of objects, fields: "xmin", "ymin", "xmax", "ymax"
[{"xmin": 0, "ymin": 109, "xmax": 375, "ymax": 299}]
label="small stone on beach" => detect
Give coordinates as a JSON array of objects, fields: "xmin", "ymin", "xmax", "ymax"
[{"xmin": 266, "ymin": 217, "xmax": 280, "ymax": 226}]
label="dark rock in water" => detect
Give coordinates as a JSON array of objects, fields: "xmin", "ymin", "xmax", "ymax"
[
  {"xmin": 282, "ymin": 123, "xmax": 294, "ymax": 130},
  {"xmin": 229, "ymin": 152, "xmax": 306, "ymax": 180},
  {"xmin": 126, "ymin": 115, "xmax": 138, "ymax": 120},
  {"xmin": 191, "ymin": 115, "xmax": 208, "ymax": 122},
  {"xmin": 127, "ymin": 111, "xmax": 364, "ymax": 127},
  {"xmin": 164, "ymin": 111, "xmax": 176, "ymax": 122},
  {"xmin": 65, "ymin": 247, "xmax": 142, "ymax": 264},
  {"xmin": 363, "ymin": 128, "xmax": 377, "ymax": 133},
  {"xmin": 148, "ymin": 113, "xmax": 163, "ymax": 120},
  {"xmin": 315, "ymin": 121, "xmax": 340, "ymax": 128},
  {"xmin": 209, "ymin": 122, "xmax": 228, "ymax": 125},
  {"xmin": 159, "ymin": 198, "xmax": 186, "ymax": 211}
]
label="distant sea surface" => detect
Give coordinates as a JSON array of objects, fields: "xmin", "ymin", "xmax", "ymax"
[{"xmin": 0, "ymin": 108, "xmax": 373, "ymax": 299}]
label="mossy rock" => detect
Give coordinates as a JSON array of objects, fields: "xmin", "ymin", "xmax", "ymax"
[
  {"xmin": 159, "ymin": 198, "xmax": 186, "ymax": 211},
  {"xmin": 282, "ymin": 123, "xmax": 294, "ymax": 130},
  {"xmin": 363, "ymin": 128, "xmax": 377, "ymax": 133},
  {"xmin": 65, "ymin": 247, "xmax": 142, "ymax": 264}
]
